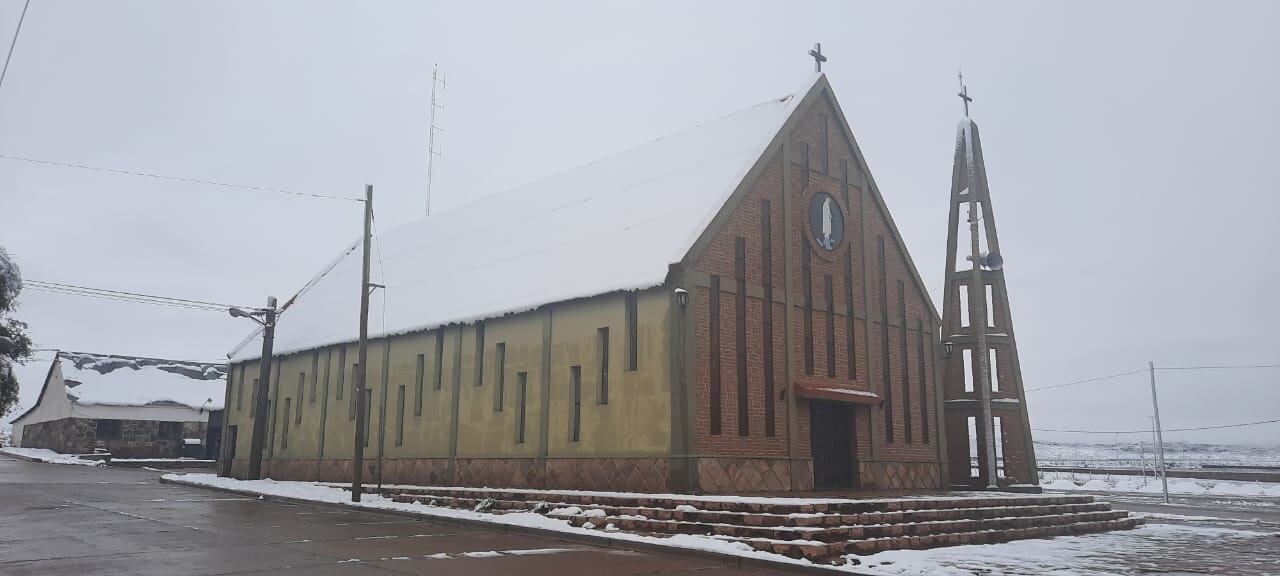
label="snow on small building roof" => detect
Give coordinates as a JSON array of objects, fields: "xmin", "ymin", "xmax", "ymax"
[
  {"xmin": 234, "ymin": 75, "xmax": 822, "ymax": 361},
  {"xmin": 58, "ymin": 351, "xmax": 226, "ymax": 411}
]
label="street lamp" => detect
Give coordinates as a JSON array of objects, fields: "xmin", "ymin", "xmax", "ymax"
[{"xmin": 229, "ymin": 296, "xmax": 277, "ymax": 480}]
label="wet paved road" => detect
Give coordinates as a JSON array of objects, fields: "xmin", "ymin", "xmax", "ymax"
[{"xmin": 0, "ymin": 456, "xmax": 789, "ymax": 576}]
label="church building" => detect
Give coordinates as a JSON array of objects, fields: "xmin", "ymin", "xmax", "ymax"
[{"xmin": 220, "ymin": 73, "xmax": 1017, "ymax": 493}]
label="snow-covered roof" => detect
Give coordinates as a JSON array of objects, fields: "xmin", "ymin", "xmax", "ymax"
[
  {"xmin": 235, "ymin": 75, "xmax": 821, "ymax": 361},
  {"xmin": 59, "ymin": 351, "xmax": 226, "ymax": 410}
]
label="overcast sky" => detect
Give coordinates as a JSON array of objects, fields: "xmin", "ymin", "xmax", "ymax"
[{"xmin": 2, "ymin": 1, "xmax": 1276, "ymax": 445}]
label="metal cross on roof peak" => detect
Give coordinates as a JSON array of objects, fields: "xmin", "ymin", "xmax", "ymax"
[
  {"xmin": 809, "ymin": 43, "xmax": 827, "ymax": 73},
  {"xmin": 957, "ymin": 71, "xmax": 973, "ymax": 117}
]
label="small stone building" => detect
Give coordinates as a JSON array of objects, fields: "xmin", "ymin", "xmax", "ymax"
[
  {"xmin": 223, "ymin": 74, "xmax": 1034, "ymax": 493},
  {"xmin": 10, "ymin": 351, "xmax": 226, "ymax": 458}
]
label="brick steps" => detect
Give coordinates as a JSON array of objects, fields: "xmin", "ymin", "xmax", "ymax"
[
  {"xmin": 373, "ymin": 486, "xmax": 1142, "ymax": 562},
  {"xmin": 739, "ymin": 517, "xmax": 1146, "ymax": 560},
  {"xmin": 562, "ymin": 509, "xmax": 1131, "ymax": 544}
]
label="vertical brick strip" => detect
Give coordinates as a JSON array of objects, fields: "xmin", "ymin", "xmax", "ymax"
[
  {"xmin": 761, "ymin": 200, "xmax": 776, "ymax": 437},
  {"xmin": 710, "ymin": 275, "xmax": 722, "ymax": 436},
  {"xmin": 802, "ymin": 245, "xmax": 814, "ymax": 375},
  {"xmin": 735, "ymin": 237, "xmax": 749, "ymax": 437},
  {"xmin": 824, "ymin": 274, "xmax": 835, "ymax": 377},
  {"xmin": 899, "ymin": 280, "xmax": 912, "ymax": 444},
  {"xmin": 878, "ymin": 237, "xmax": 893, "ymax": 443},
  {"xmin": 918, "ymin": 319, "xmax": 930, "ymax": 444}
]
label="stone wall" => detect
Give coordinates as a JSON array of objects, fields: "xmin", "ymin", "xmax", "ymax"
[{"xmin": 20, "ymin": 417, "xmax": 207, "ymax": 458}]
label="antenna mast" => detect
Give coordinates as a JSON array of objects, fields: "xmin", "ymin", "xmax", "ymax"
[{"xmin": 426, "ymin": 64, "xmax": 446, "ymax": 216}]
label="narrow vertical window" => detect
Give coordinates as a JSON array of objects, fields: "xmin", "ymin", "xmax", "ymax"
[
  {"xmin": 236, "ymin": 368, "xmax": 244, "ymax": 411},
  {"xmin": 967, "ymin": 416, "xmax": 980, "ymax": 478},
  {"xmin": 899, "ymin": 280, "xmax": 912, "ymax": 444},
  {"xmin": 570, "ymin": 365, "xmax": 582, "ymax": 442},
  {"xmin": 250, "ymin": 378, "xmax": 259, "ymax": 418},
  {"xmin": 625, "ymin": 293, "xmax": 638, "ymax": 371},
  {"xmin": 414, "ymin": 353, "xmax": 425, "ymax": 416},
  {"xmin": 959, "ymin": 284, "xmax": 971, "ymax": 328},
  {"xmin": 282, "ymin": 398, "xmax": 291, "ymax": 450},
  {"xmin": 825, "ymin": 274, "xmax": 836, "ymax": 377},
  {"xmin": 474, "ymin": 322, "xmax": 485, "ymax": 387},
  {"xmin": 760, "ymin": 200, "xmax": 776, "ymax": 437},
  {"xmin": 709, "ymin": 275, "xmax": 722, "ymax": 436},
  {"xmin": 516, "ymin": 372, "xmax": 528, "ymax": 444},
  {"xmin": 597, "ymin": 329, "xmax": 609, "ymax": 405},
  {"xmin": 349, "ymin": 363, "xmax": 359, "ymax": 420},
  {"xmin": 363, "ymin": 388, "xmax": 372, "ymax": 447},
  {"xmin": 989, "ymin": 348, "xmax": 1000, "ymax": 392},
  {"xmin": 494, "ymin": 342, "xmax": 506, "ymax": 411},
  {"xmin": 802, "ymin": 141, "xmax": 811, "ymax": 188},
  {"xmin": 878, "ymin": 237, "xmax": 893, "ymax": 443},
  {"xmin": 994, "ymin": 417, "xmax": 1006, "ymax": 478},
  {"xmin": 249, "ymin": 378, "xmax": 259, "ymax": 417},
  {"xmin": 735, "ymin": 236, "xmax": 748, "ymax": 437},
  {"xmin": 802, "ymin": 245, "xmax": 814, "ymax": 375},
  {"xmin": 962, "ymin": 349, "xmax": 974, "ymax": 393},
  {"xmin": 433, "ymin": 333, "xmax": 444, "ymax": 390},
  {"xmin": 985, "ymin": 284, "xmax": 997, "ymax": 328},
  {"xmin": 918, "ymin": 320, "xmax": 930, "ymax": 444},
  {"xmin": 310, "ymin": 352, "xmax": 319, "ymax": 402},
  {"xmin": 840, "ymin": 158, "xmax": 851, "ymax": 206},
  {"xmin": 819, "ymin": 114, "xmax": 830, "ymax": 174},
  {"xmin": 295, "ymin": 374, "xmax": 304, "ymax": 425},
  {"xmin": 336, "ymin": 348, "xmax": 347, "ymax": 400},
  {"xmin": 395, "ymin": 385, "xmax": 406, "ymax": 446}
]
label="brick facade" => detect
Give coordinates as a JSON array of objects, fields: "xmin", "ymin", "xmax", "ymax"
[
  {"xmin": 21, "ymin": 417, "xmax": 207, "ymax": 458},
  {"xmin": 691, "ymin": 92, "xmax": 944, "ymax": 492}
]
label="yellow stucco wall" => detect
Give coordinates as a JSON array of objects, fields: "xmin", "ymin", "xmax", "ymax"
[{"xmin": 223, "ymin": 287, "xmax": 673, "ymax": 464}]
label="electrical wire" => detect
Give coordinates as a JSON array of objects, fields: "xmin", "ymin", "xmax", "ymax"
[
  {"xmin": 1025, "ymin": 369, "xmax": 1146, "ymax": 392},
  {"xmin": 0, "ymin": 0, "xmax": 31, "ymax": 94},
  {"xmin": 1159, "ymin": 364, "xmax": 1280, "ymax": 371},
  {"xmin": 1033, "ymin": 418, "xmax": 1280, "ymax": 435},
  {"xmin": 25, "ymin": 279, "xmax": 249, "ymax": 312},
  {"xmin": 0, "ymin": 155, "xmax": 363, "ymax": 202}
]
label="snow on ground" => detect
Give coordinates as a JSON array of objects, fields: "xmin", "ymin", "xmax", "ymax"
[
  {"xmin": 165, "ymin": 473, "xmax": 1279, "ymax": 575},
  {"xmin": 163, "ymin": 474, "xmax": 815, "ymax": 570},
  {"xmin": 1035, "ymin": 440, "xmax": 1280, "ymax": 469},
  {"xmin": 852, "ymin": 523, "xmax": 1273, "ymax": 575},
  {"xmin": 1039, "ymin": 470, "xmax": 1280, "ymax": 497},
  {"xmin": 1, "ymin": 447, "xmax": 104, "ymax": 466}
]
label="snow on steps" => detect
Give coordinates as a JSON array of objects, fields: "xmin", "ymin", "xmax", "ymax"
[{"xmin": 373, "ymin": 486, "xmax": 1142, "ymax": 562}]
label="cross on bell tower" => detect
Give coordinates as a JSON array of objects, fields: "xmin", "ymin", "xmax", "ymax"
[
  {"xmin": 809, "ymin": 43, "xmax": 827, "ymax": 73},
  {"xmin": 957, "ymin": 71, "xmax": 973, "ymax": 117}
]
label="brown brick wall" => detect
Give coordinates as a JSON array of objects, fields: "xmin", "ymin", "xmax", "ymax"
[{"xmin": 691, "ymin": 95, "xmax": 942, "ymax": 489}]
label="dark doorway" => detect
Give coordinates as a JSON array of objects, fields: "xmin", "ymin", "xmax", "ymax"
[
  {"xmin": 810, "ymin": 401, "xmax": 856, "ymax": 489},
  {"xmin": 221, "ymin": 425, "xmax": 237, "ymax": 476}
]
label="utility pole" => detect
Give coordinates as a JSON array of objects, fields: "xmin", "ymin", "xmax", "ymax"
[
  {"xmin": 1149, "ymin": 361, "xmax": 1170, "ymax": 504},
  {"xmin": 352, "ymin": 184, "xmax": 373, "ymax": 502},
  {"xmin": 245, "ymin": 296, "xmax": 277, "ymax": 480}
]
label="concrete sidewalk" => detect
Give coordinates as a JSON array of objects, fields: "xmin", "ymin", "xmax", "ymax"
[{"xmin": 0, "ymin": 455, "xmax": 795, "ymax": 576}]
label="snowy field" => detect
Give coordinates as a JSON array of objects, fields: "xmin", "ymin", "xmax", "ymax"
[
  {"xmin": 1038, "ymin": 470, "xmax": 1280, "ymax": 498},
  {"xmin": 0, "ymin": 447, "xmax": 103, "ymax": 466},
  {"xmin": 162, "ymin": 473, "xmax": 1280, "ymax": 576},
  {"xmin": 1036, "ymin": 440, "xmax": 1280, "ymax": 469}
]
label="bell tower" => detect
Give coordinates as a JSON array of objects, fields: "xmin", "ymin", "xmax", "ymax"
[{"xmin": 941, "ymin": 78, "xmax": 1038, "ymax": 489}]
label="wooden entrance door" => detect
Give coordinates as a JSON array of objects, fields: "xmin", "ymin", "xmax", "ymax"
[
  {"xmin": 810, "ymin": 401, "xmax": 855, "ymax": 489},
  {"xmin": 220, "ymin": 425, "xmax": 237, "ymax": 476}
]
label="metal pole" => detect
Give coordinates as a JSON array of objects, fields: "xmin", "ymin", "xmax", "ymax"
[
  {"xmin": 964, "ymin": 126, "xmax": 998, "ymax": 490},
  {"xmin": 1149, "ymin": 361, "xmax": 1169, "ymax": 504},
  {"xmin": 247, "ymin": 296, "xmax": 277, "ymax": 480},
  {"xmin": 352, "ymin": 185, "xmax": 373, "ymax": 502}
]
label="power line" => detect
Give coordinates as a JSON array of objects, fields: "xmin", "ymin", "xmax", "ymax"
[
  {"xmin": 0, "ymin": 154, "xmax": 363, "ymax": 202},
  {"xmin": 1025, "ymin": 368, "xmax": 1146, "ymax": 392},
  {"xmin": 1159, "ymin": 364, "xmax": 1280, "ymax": 371},
  {"xmin": 1033, "ymin": 418, "xmax": 1280, "ymax": 435},
  {"xmin": 0, "ymin": 0, "xmax": 31, "ymax": 94},
  {"xmin": 25, "ymin": 280, "xmax": 248, "ymax": 313}
]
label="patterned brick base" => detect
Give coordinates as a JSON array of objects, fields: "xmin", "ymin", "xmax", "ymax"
[
  {"xmin": 858, "ymin": 461, "xmax": 943, "ymax": 490},
  {"xmin": 696, "ymin": 457, "xmax": 812, "ymax": 493}
]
